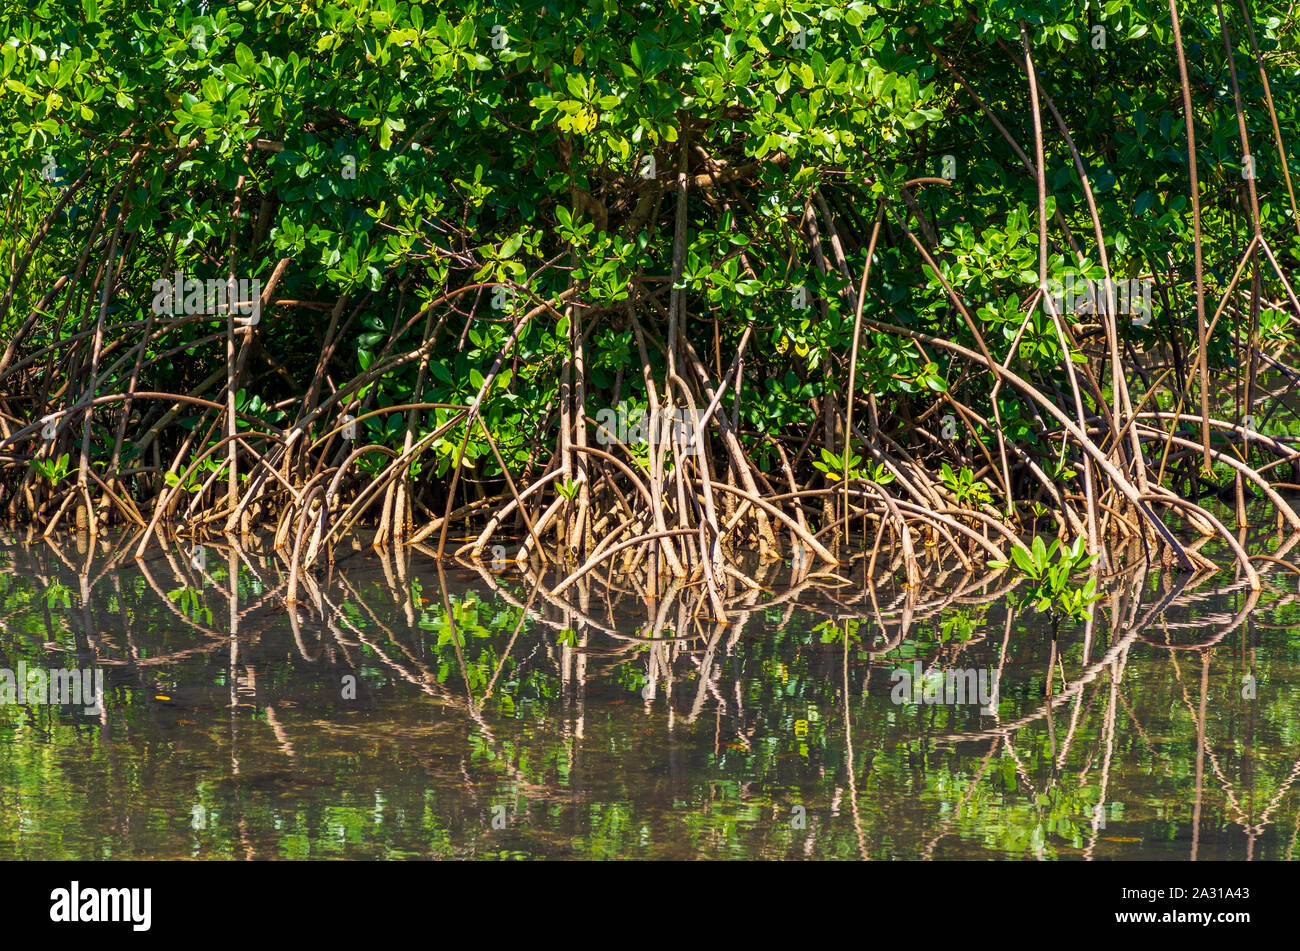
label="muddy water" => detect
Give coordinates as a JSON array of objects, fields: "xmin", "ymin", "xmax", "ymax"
[{"xmin": 1, "ymin": 534, "xmax": 1297, "ymax": 860}]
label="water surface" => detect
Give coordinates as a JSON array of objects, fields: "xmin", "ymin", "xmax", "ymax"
[{"xmin": 1, "ymin": 533, "xmax": 1298, "ymax": 860}]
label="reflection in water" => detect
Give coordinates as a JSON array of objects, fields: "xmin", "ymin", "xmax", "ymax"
[{"xmin": 0, "ymin": 531, "xmax": 1298, "ymax": 860}]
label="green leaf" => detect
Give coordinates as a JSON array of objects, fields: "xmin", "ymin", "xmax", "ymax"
[{"xmin": 234, "ymin": 42, "xmax": 255, "ymax": 74}]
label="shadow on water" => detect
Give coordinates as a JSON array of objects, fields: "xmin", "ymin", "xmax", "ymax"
[{"xmin": 1, "ymin": 529, "xmax": 1299, "ymax": 860}]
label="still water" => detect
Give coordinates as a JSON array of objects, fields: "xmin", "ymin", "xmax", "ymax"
[{"xmin": 1, "ymin": 533, "xmax": 1298, "ymax": 860}]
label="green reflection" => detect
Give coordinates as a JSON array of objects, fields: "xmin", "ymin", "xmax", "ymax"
[{"xmin": 0, "ymin": 534, "xmax": 1297, "ymax": 860}]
